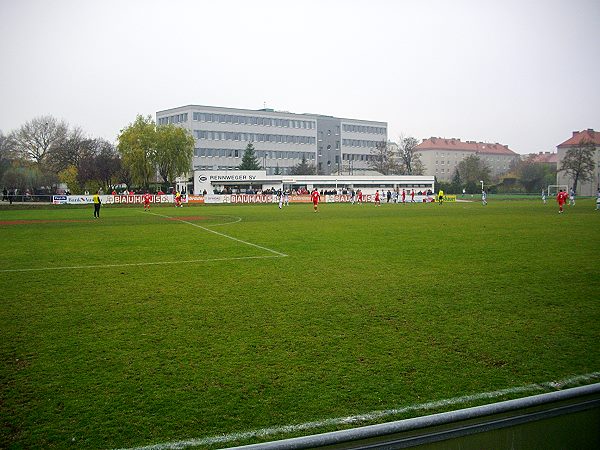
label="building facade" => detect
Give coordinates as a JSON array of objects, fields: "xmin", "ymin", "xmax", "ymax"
[
  {"xmin": 556, "ymin": 129, "xmax": 600, "ymax": 196},
  {"xmin": 156, "ymin": 105, "xmax": 387, "ymax": 176},
  {"xmin": 415, "ymin": 137, "xmax": 519, "ymax": 182}
]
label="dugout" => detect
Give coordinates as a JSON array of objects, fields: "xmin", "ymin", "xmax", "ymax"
[{"xmin": 193, "ymin": 170, "xmax": 434, "ymax": 196}]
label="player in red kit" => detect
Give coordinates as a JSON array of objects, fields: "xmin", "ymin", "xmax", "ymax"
[
  {"xmin": 556, "ymin": 189, "xmax": 568, "ymax": 214},
  {"xmin": 143, "ymin": 192, "xmax": 151, "ymax": 211},
  {"xmin": 357, "ymin": 189, "xmax": 363, "ymax": 204},
  {"xmin": 375, "ymin": 190, "xmax": 381, "ymax": 206},
  {"xmin": 401, "ymin": 189, "xmax": 406, "ymax": 204},
  {"xmin": 311, "ymin": 188, "xmax": 320, "ymax": 212},
  {"xmin": 410, "ymin": 189, "xmax": 415, "ymax": 203}
]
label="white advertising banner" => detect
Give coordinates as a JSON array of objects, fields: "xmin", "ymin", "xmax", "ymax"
[
  {"xmin": 53, "ymin": 194, "xmax": 181, "ymax": 205},
  {"xmin": 204, "ymin": 194, "xmax": 231, "ymax": 204}
]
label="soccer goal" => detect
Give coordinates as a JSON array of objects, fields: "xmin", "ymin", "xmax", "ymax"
[{"xmin": 547, "ymin": 185, "xmax": 569, "ymax": 197}]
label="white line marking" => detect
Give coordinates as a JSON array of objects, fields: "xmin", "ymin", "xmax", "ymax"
[
  {"xmin": 204, "ymin": 215, "xmax": 242, "ymax": 227},
  {"xmin": 147, "ymin": 211, "xmax": 288, "ymax": 257},
  {"xmin": 114, "ymin": 372, "xmax": 600, "ymax": 450},
  {"xmin": 0, "ymin": 213, "xmax": 287, "ymax": 273},
  {"xmin": 0, "ymin": 255, "xmax": 283, "ymax": 273}
]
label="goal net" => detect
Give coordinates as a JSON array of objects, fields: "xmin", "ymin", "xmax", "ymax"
[{"xmin": 547, "ymin": 185, "xmax": 569, "ymax": 197}]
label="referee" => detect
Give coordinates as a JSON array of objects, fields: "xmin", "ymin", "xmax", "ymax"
[{"xmin": 93, "ymin": 190, "xmax": 101, "ymax": 218}]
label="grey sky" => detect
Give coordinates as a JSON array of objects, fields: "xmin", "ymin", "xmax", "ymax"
[{"xmin": 1, "ymin": 0, "xmax": 598, "ymax": 154}]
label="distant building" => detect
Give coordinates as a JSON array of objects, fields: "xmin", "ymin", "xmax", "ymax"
[
  {"xmin": 556, "ymin": 129, "xmax": 600, "ymax": 196},
  {"xmin": 156, "ymin": 105, "xmax": 387, "ymax": 176},
  {"xmin": 524, "ymin": 151, "xmax": 558, "ymax": 166},
  {"xmin": 415, "ymin": 137, "xmax": 519, "ymax": 181}
]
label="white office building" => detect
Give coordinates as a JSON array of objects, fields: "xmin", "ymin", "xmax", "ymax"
[{"xmin": 156, "ymin": 105, "xmax": 387, "ymax": 176}]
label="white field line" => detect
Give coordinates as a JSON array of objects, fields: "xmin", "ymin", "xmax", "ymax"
[
  {"xmin": 0, "ymin": 213, "xmax": 285, "ymax": 273},
  {"xmin": 114, "ymin": 372, "xmax": 600, "ymax": 450},
  {"xmin": 0, "ymin": 255, "xmax": 284, "ymax": 273},
  {"xmin": 147, "ymin": 211, "xmax": 287, "ymax": 257}
]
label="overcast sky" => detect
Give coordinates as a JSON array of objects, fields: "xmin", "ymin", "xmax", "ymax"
[{"xmin": 1, "ymin": 0, "xmax": 598, "ymax": 154}]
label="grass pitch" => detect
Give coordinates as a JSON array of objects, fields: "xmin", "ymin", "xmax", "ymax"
[{"xmin": 1, "ymin": 199, "xmax": 599, "ymax": 449}]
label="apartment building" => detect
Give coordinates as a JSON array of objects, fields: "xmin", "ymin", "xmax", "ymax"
[
  {"xmin": 556, "ymin": 129, "xmax": 600, "ymax": 196},
  {"xmin": 156, "ymin": 105, "xmax": 387, "ymax": 176},
  {"xmin": 415, "ymin": 137, "xmax": 519, "ymax": 182}
]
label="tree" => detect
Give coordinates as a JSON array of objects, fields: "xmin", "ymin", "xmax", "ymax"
[
  {"xmin": 0, "ymin": 131, "xmax": 16, "ymax": 185},
  {"xmin": 117, "ymin": 115, "xmax": 157, "ymax": 189},
  {"xmin": 559, "ymin": 139, "xmax": 596, "ymax": 193},
  {"xmin": 76, "ymin": 139, "xmax": 122, "ymax": 191},
  {"xmin": 10, "ymin": 115, "xmax": 68, "ymax": 166},
  {"xmin": 397, "ymin": 136, "xmax": 424, "ymax": 175},
  {"xmin": 58, "ymin": 165, "xmax": 81, "ymax": 194},
  {"xmin": 457, "ymin": 154, "xmax": 491, "ymax": 191},
  {"xmin": 1, "ymin": 164, "xmax": 44, "ymax": 195},
  {"xmin": 517, "ymin": 161, "xmax": 546, "ymax": 192},
  {"xmin": 368, "ymin": 140, "xmax": 397, "ymax": 175},
  {"xmin": 450, "ymin": 168, "xmax": 462, "ymax": 194},
  {"xmin": 155, "ymin": 124, "xmax": 194, "ymax": 187},
  {"xmin": 92, "ymin": 139, "xmax": 122, "ymax": 190},
  {"xmin": 238, "ymin": 142, "xmax": 261, "ymax": 170},
  {"xmin": 46, "ymin": 127, "xmax": 93, "ymax": 173},
  {"xmin": 290, "ymin": 155, "xmax": 316, "ymax": 175}
]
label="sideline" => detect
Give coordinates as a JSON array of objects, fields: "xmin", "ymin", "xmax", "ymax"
[{"xmin": 114, "ymin": 372, "xmax": 600, "ymax": 450}]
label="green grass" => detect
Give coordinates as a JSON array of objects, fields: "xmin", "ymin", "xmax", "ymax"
[{"xmin": 1, "ymin": 200, "xmax": 599, "ymax": 449}]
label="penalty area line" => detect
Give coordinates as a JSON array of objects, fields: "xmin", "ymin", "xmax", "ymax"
[
  {"xmin": 146, "ymin": 211, "xmax": 288, "ymax": 257},
  {"xmin": 114, "ymin": 371, "xmax": 600, "ymax": 450},
  {"xmin": 0, "ymin": 255, "xmax": 285, "ymax": 273}
]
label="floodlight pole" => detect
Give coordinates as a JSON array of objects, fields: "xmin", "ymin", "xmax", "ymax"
[{"xmin": 480, "ymin": 180, "xmax": 484, "ymax": 191}]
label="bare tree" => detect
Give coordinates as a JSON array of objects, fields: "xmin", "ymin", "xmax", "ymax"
[
  {"xmin": 559, "ymin": 139, "xmax": 596, "ymax": 193},
  {"xmin": 78, "ymin": 139, "xmax": 122, "ymax": 191},
  {"xmin": 368, "ymin": 141, "xmax": 398, "ymax": 175},
  {"xmin": 10, "ymin": 116, "xmax": 68, "ymax": 165},
  {"xmin": 46, "ymin": 127, "xmax": 94, "ymax": 173},
  {"xmin": 397, "ymin": 136, "xmax": 424, "ymax": 175}
]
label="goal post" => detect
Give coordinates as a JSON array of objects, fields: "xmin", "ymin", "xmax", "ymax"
[{"xmin": 547, "ymin": 185, "xmax": 569, "ymax": 197}]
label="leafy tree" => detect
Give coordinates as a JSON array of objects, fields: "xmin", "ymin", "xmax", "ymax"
[
  {"xmin": 559, "ymin": 139, "xmax": 596, "ymax": 193},
  {"xmin": 397, "ymin": 136, "xmax": 424, "ymax": 175},
  {"xmin": 10, "ymin": 115, "xmax": 68, "ymax": 166},
  {"xmin": 517, "ymin": 161, "xmax": 546, "ymax": 192},
  {"xmin": 450, "ymin": 168, "xmax": 462, "ymax": 194},
  {"xmin": 238, "ymin": 142, "xmax": 261, "ymax": 170},
  {"xmin": 368, "ymin": 140, "xmax": 397, "ymax": 175},
  {"xmin": 155, "ymin": 124, "xmax": 194, "ymax": 186},
  {"xmin": 117, "ymin": 115, "xmax": 157, "ymax": 189},
  {"xmin": 1, "ymin": 164, "xmax": 44, "ymax": 195},
  {"xmin": 457, "ymin": 154, "xmax": 491, "ymax": 189},
  {"xmin": 0, "ymin": 131, "xmax": 16, "ymax": 185},
  {"xmin": 58, "ymin": 165, "xmax": 81, "ymax": 194},
  {"xmin": 290, "ymin": 155, "xmax": 316, "ymax": 175}
]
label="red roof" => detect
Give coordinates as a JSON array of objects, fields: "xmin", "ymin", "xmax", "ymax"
[
  {"xmin": 526, "ymin": 152, "xmax": 558, "ymax": 164},
  {"xmin": 557, "ymin": 129, "xmax": 600, "ymax": 147},
  {"xmin": 416, "ymin": 137, "xmax": 517, "ymax": 155}
]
